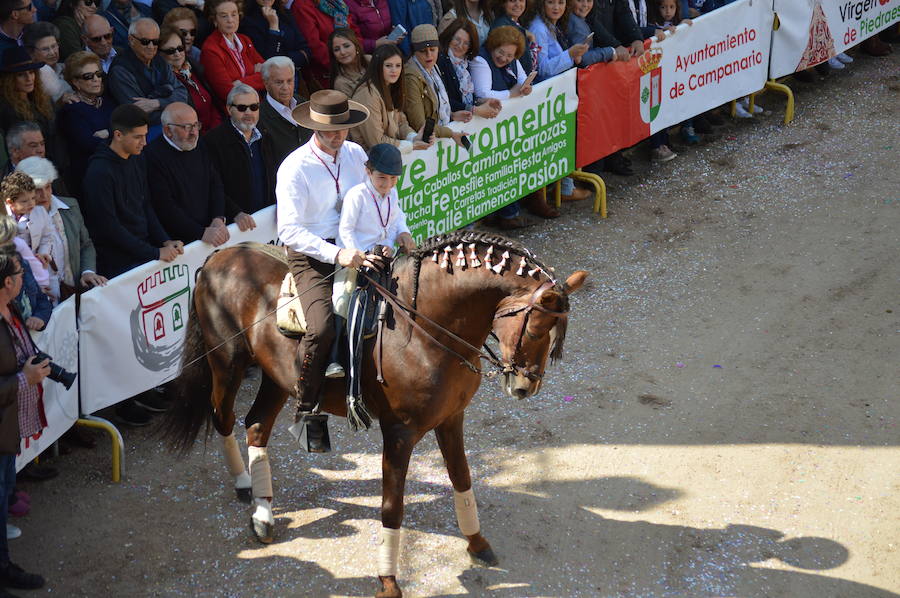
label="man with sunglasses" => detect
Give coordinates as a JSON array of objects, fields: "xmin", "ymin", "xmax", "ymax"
[
  {"xmin": 81, "ymin": 14, "xmax": 117, "ymax": 72},
  {"xmin": 0, "ymin": 0, "xmax": 36, "ymax": 55},
  {"xmin": 107, "ymin": 17, "xmax": 187, "ymax": 130},
  {"xmin": 204, "ymin": 83, "xmax": 277, "ymax": 233},
  {"xmin": 144, "ymin": 102, "xmax": 229, "ymax": 246}
]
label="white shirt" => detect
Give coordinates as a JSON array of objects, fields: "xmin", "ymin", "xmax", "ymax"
[
  {"xmin": 276, "ymin": 137, "xmax": 368, "ymax": 263},
  {"xmin": 339, "ymin": 179, "xmax": 410, "ymax": 252},
  {"xmin": 266, "ymin": 92, "xmax": 298, "ymax": 125},
  {"xmin": 469, "ymin": 55, "xmax": 526, "ymax": 101},
  {"xmin": 97, "ymin": 46, "xmax": 117, "ymax": 73}
]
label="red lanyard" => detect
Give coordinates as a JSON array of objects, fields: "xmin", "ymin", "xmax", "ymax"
[
  {"xmin": 311, "ymin": 147, "xmax": 342, "ymax": 198},
  {"xmin": 369, "ymin": 189, "xmax": 391, "ymax": 234}
]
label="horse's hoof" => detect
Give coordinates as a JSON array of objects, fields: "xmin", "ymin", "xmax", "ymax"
[
  {"xmin": 235, "ymin": 487, "xmax": 252, "ymax": 504},
  {"xmin": 251, "ymin": 517, "xmax": 274, "ymax": 544},
  {"xmin": 375, "ymin": 576, "xmax": 402, "ymax": 598},
  {"xmin": 469, "ymin": 547, "xmax": 499, "ymax": 567}
]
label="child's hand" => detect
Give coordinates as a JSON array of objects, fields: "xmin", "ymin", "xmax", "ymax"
[
  {"xmin": 380, "ymin": 246, "xmax": 394, "ymax": 258},
  {"xmin": 668, "ymin": 25, "xmax": 677, "ymax": 34},
  {"xmin": 683, "ymin": 19, "xmax": 693, "ymax": 26}
]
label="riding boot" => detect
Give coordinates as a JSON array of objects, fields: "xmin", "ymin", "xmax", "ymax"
[{"xmin": 291, "ymin": 352, "xmax": 332, "ymax": 453}]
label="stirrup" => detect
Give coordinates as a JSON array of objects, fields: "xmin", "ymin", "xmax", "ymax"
[
  {"xmin": 325, "ymin": 362, "xmax": 345, "ymax": 378},
  {"xmin": 288, "ymin": 413, "xmax": 332, "ymax": 453}
]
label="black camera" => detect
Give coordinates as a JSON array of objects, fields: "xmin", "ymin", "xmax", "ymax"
[{"xmin": 33, "ymin": 352, "xmax": 77, "ymax": 390}]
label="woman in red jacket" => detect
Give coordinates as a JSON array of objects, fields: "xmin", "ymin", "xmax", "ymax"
[
  {"xmin": 346, "ymin": 0, "xmax": 392, "ymax": 53},
  {"xmin": 201, "ymin": 0, "xmax": 265, "ymax": 108},
  {"xmin": 291, "ymin": 0, "xmax": 363, "ymax": 89}
]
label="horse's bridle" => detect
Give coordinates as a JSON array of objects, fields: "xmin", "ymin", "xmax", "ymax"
[
  {"xmin": 493, "ymin": 280, "xmax": 569, "ymax": 381},
  {"xmin": 360, "ymin": 273, "xmax": 568, "ymax": 383}
]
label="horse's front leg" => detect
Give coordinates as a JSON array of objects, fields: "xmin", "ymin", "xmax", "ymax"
[
  {"xmin": 377, "ymin": 422, "xmax": 419, "ymax": 598},
  {"xmin": 434, "ymin": 412, "xmax": 498, "ymax": 566}
]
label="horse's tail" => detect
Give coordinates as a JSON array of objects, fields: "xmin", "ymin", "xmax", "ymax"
[{"xmin": 160, "ymin": 295, "xmax": 215, "ymax": 455}]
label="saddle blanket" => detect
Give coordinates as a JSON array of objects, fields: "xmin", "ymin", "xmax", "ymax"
[{"xmin": 277, "ymin": 267, "xmax": 357, "ymax": 336}]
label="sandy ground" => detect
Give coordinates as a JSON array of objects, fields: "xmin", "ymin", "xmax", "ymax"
[{"xmin": 13, "ymin": 52, "xmax": 899, "ymax": 598}]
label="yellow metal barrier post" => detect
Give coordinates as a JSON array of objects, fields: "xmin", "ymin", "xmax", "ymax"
[
  {"xmin": 76, "ymin": 416, "xmax": 124, "ymax": 482},
  {"xmin": 569, "ymin": 170, "xmax": 608, "ymax": 218},
  {"xmin": 766, "ymin": 12, "xmax": 795, "ymax": 125}
]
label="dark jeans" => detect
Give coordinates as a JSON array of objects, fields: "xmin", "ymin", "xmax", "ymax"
[
  {"xmin": 0, "ymin": 454, "xmax": 15, "ymax": 565},
  {"xmin": 650, "ymin": 130, "xmax": 670, "ymax": 149},
  {"xmin": 287, "ymin": 249, "xmax": 336, "ymax": 411}
]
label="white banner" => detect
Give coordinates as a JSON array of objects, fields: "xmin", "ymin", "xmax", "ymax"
[
  {"xmin": 645, "ymin": 0, "xmax": 773, "ymax": 133},
  {"xmin": 771, "ymin": 0, "xmax": 900, "ymax": 78},
  {"xmin": 397, "ymin": 69, "xmax": 578, "ymax": 239},
  {"xmin": 16, "ymin": 297, "xmax": 79, "ymax": 471},
  {"xmin": 78, "ymin": 207, "xmax": 278, "ymax": 414}
]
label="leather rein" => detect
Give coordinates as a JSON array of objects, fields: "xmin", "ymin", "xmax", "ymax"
[{"xmin": 358, "ymin": 272, "xmax": 568, "ymax": 383}]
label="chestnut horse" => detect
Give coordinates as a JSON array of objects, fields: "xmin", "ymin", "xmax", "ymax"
[{"xmin": 162, "ymin": 230, "xmax": 587, "ymax": 598}]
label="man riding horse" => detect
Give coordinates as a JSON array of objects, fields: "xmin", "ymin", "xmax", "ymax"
[{"xmin": 275, "ymin": 89, "xmax": 374, "ymax": 452}]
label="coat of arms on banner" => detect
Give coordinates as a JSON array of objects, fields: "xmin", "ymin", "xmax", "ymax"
[
  {"xmin": 130, "ymin": 264, "xmax": 191, "ymax": 372},
  {"xmin": 639, "ymin": 48, "xmax": 663, "ymax": 124}
]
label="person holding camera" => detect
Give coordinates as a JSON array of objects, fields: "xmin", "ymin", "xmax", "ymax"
[{"xmin": 0, "ymin": 247, "xmax": 48, "ymax": 595}]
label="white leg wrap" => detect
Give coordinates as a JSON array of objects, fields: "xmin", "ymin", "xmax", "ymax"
[
  {"xmin": 377, "ymin": 527, "xmax": 402, "ymax": 577},
  {"xmin": 253, "ymin": 497, "xmax": 274, "ymax": 525},
  {"xmin": 248, "ymin": 446, "xmax": 273, "ymax": 498},
  {"xmin": 221, "ymin": 433, "xmax": 247, "ymax": 478},
  {"xmin": 454, "ymin": 489, "xmax": 480, "ymax": 536}
]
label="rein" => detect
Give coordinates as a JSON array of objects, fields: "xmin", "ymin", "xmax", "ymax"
[{"xmin": 358, "ymin": 272, "xmax": 568, "ymax": 383}]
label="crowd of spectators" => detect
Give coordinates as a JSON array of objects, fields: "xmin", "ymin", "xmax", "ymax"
[{"xmin": 0, "ymin": 0, "xmax": 894, "ymax": 589}]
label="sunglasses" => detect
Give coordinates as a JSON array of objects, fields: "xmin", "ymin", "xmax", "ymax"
[
  {"xmin": 131, "ymin": 35, "xmax": 160, "ymax": 47},
  {"xmin": 78, "ymin": 70, "xmax": 104, "ymax": 80},
  {"xmin": 159, "ymin": 45, "xmax": 185, "ymax": 55},
  {"xmin": 82, "ymin": 0, "xmax": 97, "ymax": 6},
  {"xmin": 230, "ymin": 103, "xmax": 259, "ymax": 112},
  {"xmin": 178, "ymin": 28, "xmax": 197, "ymax": 37},
  {"xmin": 87, "ymin": 32, "xmax": 113, "ymax": 43}
]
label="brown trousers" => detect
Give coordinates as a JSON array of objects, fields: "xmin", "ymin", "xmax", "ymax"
[{"xmin": 287, "ymin": 249, "xmax": 336, "ymax": 411}]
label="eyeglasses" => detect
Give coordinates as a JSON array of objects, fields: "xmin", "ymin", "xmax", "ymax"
[
  {"xmin": 13, "ymin": 2, "xmax": 32, "ymax": 11},
  {"xmin": 178, "ymin": 28, "xmax": 197, "ymax": 37},
  {"xmin": 230, "ymin": 103, "xmax": 259, "ymax": 112},
  {"xmin": 159, "ymin": 45, "xmax": 185, "ymax": 55},
  {"xmin": 78, "ymin": 70, "xmax": 104, "ymax": 80},
  {"xmin": 34, "ymin": 42, "xmax": 59, "ymax": 54},
  {"xmin": 87, "ymin": 32, "xmax": 113, "ymax": 43},
  {"xmin": 130, "ymin": 35, "xmax": 160, "ymax": 47},
  {"xmin": 169, "ymin": 121, "xmax": 201, "ymax": 132}
]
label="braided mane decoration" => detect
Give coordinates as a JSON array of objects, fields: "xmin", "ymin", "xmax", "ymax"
[{"xmin": 402, "ymin": 230, "xmax": 569, "ymax": 362}]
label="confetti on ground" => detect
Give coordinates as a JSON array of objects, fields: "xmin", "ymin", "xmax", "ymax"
[
  {"xmin": 676, "ymin": 362, "xmax": 685, "ymax": 368},
  {"xmin": 712, "ymin": 365, "xmax": 723, "ymax": 368},
  {"xmin": 843, "ymin": 172, "xmax": 853, "ymax": 179},
  {"xmin": 563, "ymin": 396, "xmax": 573, "ymax": 402}
]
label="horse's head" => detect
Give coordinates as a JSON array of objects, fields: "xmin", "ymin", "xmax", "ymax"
[{"xmin": 493, "ymin": 270, "xmax": 588, "ymax": 399}]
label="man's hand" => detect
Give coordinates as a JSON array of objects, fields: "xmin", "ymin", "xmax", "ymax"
[
  {"xmin": 654, "ymin": 29, "xmax": 667, "ymax": 41},
  {"xmin": 451, "ymin": 110, "xmax": 473, "ymax": 123},
  {"xmin": 80, "ymin": 272, "xmax": 108, "ymax": 288},
  {"xmin": 132, "ymin": 97, "xmax": 160, "ymax": 113},
  {"xmin": 201, "ymin": 226, "xmax": 229, "ymax": 246},
  {"xmin": 614, "ymin": 45, "xmax": 630, "ymax": 61},
  {"xmin": 629, "ymin": 39, "xmax": 645, "ymax": 57},
  {"xmin": 35, "ymin": 253, "xmax": 51, "ymax": 268},
  {"xmin": 159, "ymin": 245, "xmax": 180, "ymax": 262},
  {"xmin": 397, "ymin": 232, "xmax": 416, "ymax": 254},
  {"xmin": 25, "ymin": 317, "xmax": 45, "ymax": 331},
  {"xmin": 23, "ymin": 355, "xmax": 50, "ymax": 384},
  {"xmin": 336, "ymin": 247, "xmax": 366, "ymax": 269},
  {"xmin": 234, "ymin": 212, "xmax": 256, "ymax": 231}
]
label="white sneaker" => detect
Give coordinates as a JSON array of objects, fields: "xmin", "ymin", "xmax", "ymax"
[
  {"xmin": 325, "ymin": 362, "xmax": 345, "ymax": 378},
  {"xmin": 651, "ymin": 145, "xmax": 677, "ymax": 162},
  {"xmin": 7, "ymin": 524, "xmax": 21, "ymax": 540},
  {"xmin": 827, "ymin": 57, "xmax": 845, "ymax": 69},
  {"xmin": 836, "ymin": 52, "xmax": 853, "ymax": 64},
  {"xmin": 739, "ymin": 98, "xmax": 764, "ymax": 114},
  {"xmin": 734, "ymin": 102, "xmax": 753, "ymax": 118}
]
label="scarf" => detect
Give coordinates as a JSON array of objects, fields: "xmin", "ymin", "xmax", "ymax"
[
  {"xmin": 413, "ymin": 56, "xmax": 452, "ymax": 126},
  {"xmin": 628, "ymin": 0, "xmax": 648, "ymax": 27},
  {"xmin": 447, "ymin": 52, "xmax": 474, "ymax": 109},
  {"xmin": 319, "ymin": 0, "xmax": 349, "ymax": 28}
]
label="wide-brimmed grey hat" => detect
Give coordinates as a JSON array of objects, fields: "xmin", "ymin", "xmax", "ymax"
[{"xmin": 292, "ymin": 89, "xmax": 369, "ymax": 131}]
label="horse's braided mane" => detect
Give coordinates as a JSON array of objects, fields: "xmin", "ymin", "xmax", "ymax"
[{"xmin": 403, "ymin": 230, "xmax": 559, "ymax": 312}]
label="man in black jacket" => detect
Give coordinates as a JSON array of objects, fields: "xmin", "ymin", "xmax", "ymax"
[
  {"xmin": 81, "ymin": 104, "xmax": 183, "ymax": 279},
  {"xmin": 258, "ymin": 56, "xmax": 311, "ymax": 168},
  {"xmin": 204, "ymin": 83, "xmax": 276, "ymax": 232},
  {"xmin": 144, "ymin": 102, "xmax": 229, "ymax": 246}
]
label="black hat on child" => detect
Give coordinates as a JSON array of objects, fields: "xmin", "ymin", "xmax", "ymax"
[{"xmin": 368, "ymin": 143, "xmax": 402, "ymax": 176}]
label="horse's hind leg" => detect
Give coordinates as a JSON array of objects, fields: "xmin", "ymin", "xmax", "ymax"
[
  {"xmin": 208, "ymin": 349, "xmax": 252, "ymax": 503},
  {"xmin": 243, "ymin": 372, "xmax": 289, "ymax": 544},
  {"xmin": 434, "ymin": 412, "xmax": 498, "ymax": 566}
]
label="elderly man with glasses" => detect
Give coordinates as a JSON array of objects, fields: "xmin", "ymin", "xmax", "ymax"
[
  {"xmin": 204, "ymin": 82, "xmax": 276, "ymax": 233},
  {"xmin": 143, "ymin": 102, "xmax": 229, "ymax": 246},
  {"xmin": 107, "ymin": 17, "xmax": 187, "ymax": 130},
  {"xmin": 81, "ymin": 14, "xmax": 117, "ymax": 72}
]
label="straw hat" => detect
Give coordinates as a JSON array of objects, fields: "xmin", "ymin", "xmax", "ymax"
[{"xmin": 292, "ymin": 89, "xmax": 369, "ymax": 131}]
